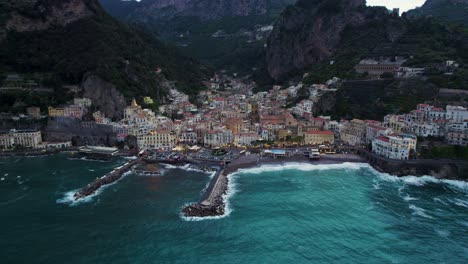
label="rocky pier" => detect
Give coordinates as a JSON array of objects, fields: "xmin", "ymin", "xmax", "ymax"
[
  {"xmin": 73, "ymin": 157, "xmax": 142, "ymax": 200},
  {"xmin": 182, "ymin": 155, "xmax": 261, "ymax": 217},
  {"xmin": 182, "ymin": 168, "xmax": 228, "ymax": 217}
]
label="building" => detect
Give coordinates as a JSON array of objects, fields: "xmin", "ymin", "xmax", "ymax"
[
  {"xmin": 204, "ymin": 130, "xmax": 233, "ymax": 147},
  {"xmin": 73, "ymin": 98, "xmax": 92, "ymax": 108},
  {"xmin": 26, "ymin": 107, "xmax": 41, "ymax": 118},
  {"xmin": 395, "ymin": 67, "xmax": 425, "ymax": 78},
  {"xmin": 48, "ymin": 105, "xmax": 84, "ymax": 119},
  {"xmin": 446, "ymin": 106, "xmax": 468, "ymax": 123},
  {"xmin": 48, "ymin": 107, "xmax": 66, "ymax": 117},
  {"xmin": 304, "ymin": 130, "xmax": 335, "ymax": 145},
  {"xmin": 178, "ymin": 131, "xmax": 198, "ymax": 144},
  {"xmin": 372, "ymin": 133, "xmax": 417, "ymax": 160},
  {"xmin": 446, "ymin": 121, "xmax": 468, "ymax": 146},
  {"xmin": 0, "ymin": 133, "xmax": 15, "ymax": 149},
  {"xmin": 355, "ymin": 58, "xmax": 405, "ymax": 76},
  {"xmin": 138, "ymin": 131, "xmax": 176, "ymax": 150},
  {"xmin": 234, "ymin": 132, "xmax": 259, "ymax": 146},
  {"xmin": 0, "ymin": 129, "xmax": 42, "ymax": 149},
  {"xmin": 225, "ymin": 118, "xmax": 244, "ymax": 134},
  {"xmin": 340, "ymin": 119, "xmax": 367, "ymax": 146}
]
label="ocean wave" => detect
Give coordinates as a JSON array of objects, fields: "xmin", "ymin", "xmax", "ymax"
[
  {"xmin": 57, "ymin": 171, "xmax": 132, "ymax": 206},
  {"xmin": 435, "ymin": 229, "xmax": 450, "ymax": 238},
  {"xmin": 403, "ymin": 194, "xmax": 419, "ymax": 202},
  {"xmin": 235, "ymin": 162, "xmax": 369, "ymax": 175},
  {"xmin": 374, "ymin": 172, "xmax": 468, "ymax": 193},
  {"xmin": 162, "ymin": 163, "xmax": 217, "ymax": 175},
  {"xmin": 451, "ymin": 198, "xmax": 468, "ymax": 208},
  {"xmin": 180, "ymin": 173, "xmax": 239, "ymax": 222},
  {"xmin": 409, "ymin": 204, "xmax": 433, "ymax": 219},
  {"xmin": 433, "ymin": 197, "xmax": 448, "ymax": 205},
  {"xmin": 0, "ymin": 194, "xmax": 28, "ymax": 207}
]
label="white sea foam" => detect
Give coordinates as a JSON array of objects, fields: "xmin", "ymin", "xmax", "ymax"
[
  {"xmin": 403, "ymin": 194, "xmax": 419, "ymax": 202},
  {"xmin": 4, "ymin": 173, "xmax": 8, "ymax": 176},
  {"xmin": 161, "ymin": 164, "xmax": 177, "ymax": 169},
  {"xmin": 57, "ymin": 171, "xmax": 132, "ymax": 206},
  {"xmin": 88, "ymin": 169, "xmax": 95, "ymax": 172},
  {"xmin": 1, "ymin": 178, "xmax": 4, "ymax": 181},
  {"xmin": 451, "ymin": 198, "xmax": 468, "ymax": 208},
  {"xmin": 433, "ymin": 197, "xmax": 448, "ymax": 205},
  {"xmin": 374, "ymin": 170, "xmax": 468, "ymax": 193},
  {"xmin": 162, "ymin": 163, "xmax": 217, "ymax": 175},
  {"xmin": 372, "ymin": 181, "xmax": 381, "ymax": 190},
  {"xmin": 435, "ymin": 229, "xmax": 450, "ymax": 238},
  {"xmin": 409, "ymin": 204, "xmax": 433, "ymax": 219},
  {"xmin": 236, "ymin": 162, "xmax": 369, "ymax": 175}
]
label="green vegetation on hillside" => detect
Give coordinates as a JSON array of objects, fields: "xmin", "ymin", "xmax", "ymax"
[
  {"xmin": 0, "ymin": 1, "xmax": 208, "ymax": 114},
  {"xmin": 419, "ymin": 146, "xmax": 468, "ymax": 161},
  {"xmin": 406, "ymin": 0, "xmax": 468, "ymax": 27}
]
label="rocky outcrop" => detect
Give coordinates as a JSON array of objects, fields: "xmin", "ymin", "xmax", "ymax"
[
  {"xmin": 4, "ymin": 0, "xmax": 97, "ymax": 33},
  {"xmin": 127, "ymin": 0, "xmax": 268, "ymax": 21},
  {"xmin": 81, "ymin": 74, "xmax": 127, "ymax": 120},
  {"xmin": 266, "ymin": 0, "xmax": 393, "ymax": 79},
  {"xmin": 100, "ymin": 0, "xmax": 268, "ymax": 20}
]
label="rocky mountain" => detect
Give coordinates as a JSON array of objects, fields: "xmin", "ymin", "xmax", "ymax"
[
  {"xmin": 99, "ymin": 0, "xmax": 297, "ymax": 72},
  {"xmin": 266, "ymin": 0, "xmax": 399, "ymax": 79},
  {"xmin": 0, "ymin": 0, "xmax": 206, "ymax": 118},
  {"xmin": 100, "ymin": 0, "xmax": 296, "ymax": 21},
  {"xmin": 265, "ymin": 0, "xmax": 468, "ymax": 80},
  {"xmin": 406, "ymin": 0, "xmax": 468, "ymax": 26}
]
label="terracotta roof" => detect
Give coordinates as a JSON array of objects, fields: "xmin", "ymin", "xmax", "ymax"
[{"xmin": 376, "ymin": 136, "xmax": 390, "ymax": 142}]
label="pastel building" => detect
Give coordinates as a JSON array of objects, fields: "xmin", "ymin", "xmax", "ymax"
[
  {"xmin": 304, "ymin": 130, "xmax": 335, "ymax": 145},
  {"xmin": 372, "ymin": 133, "xmax": 417, "ymax": 160}
]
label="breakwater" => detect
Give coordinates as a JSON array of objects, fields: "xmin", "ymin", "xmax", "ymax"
[
  {"xmin": 182, "ymin": 155, "xmax": 260, "ymax": 217},
  {"xmin": 73, "ymin": 157, "xmax": 141, "ymax": 200}
]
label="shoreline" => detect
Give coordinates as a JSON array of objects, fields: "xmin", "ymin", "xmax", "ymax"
[
  {"xmin": 182, "ymin": 154, "xmax": 366, "ymax": 218},
  {"xmin": 182, "ymin": 153, "xmax": 468, "ymax": 218}
]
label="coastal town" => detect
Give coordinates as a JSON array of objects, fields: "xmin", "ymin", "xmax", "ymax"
[
  {"xmin": 2, "ymin": 55, "xmax": 468, "ymax": 216},
  {"xmin": 1, "ymin": 60, "xmax": 467, "ymax": 162}
]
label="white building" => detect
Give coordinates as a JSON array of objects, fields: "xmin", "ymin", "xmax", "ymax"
[
  {"xmin": 73, "ymin": 98, "xmax": 92, "ymax": 108},
  {"xmin": 446, "ymin": 105, "xmax": 468, "ymax": 123},
  {"xmin": 0, "ymin": 129, "xmax": 42, "ymax": 149},
  {"xmin": 204, "ymin": 130, "xmax": 233, "ymax": 147},
  {"xmin": 372, "ymin": 133, "xmax": 417, "ymax": 160}
]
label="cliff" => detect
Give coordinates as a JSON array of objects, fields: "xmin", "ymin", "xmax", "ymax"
[
  {"xmin": 101, "ymin": 0, "xmax": 270, "ymax": 21},
  {"xmin": 266, "ymin": 0, "xmax": 396, "ymax": 79},
  {"xmin": 406, "ymin": 0, "xmax": 468, "ymax": 26},
  {"xmin": 0, "ymin": 0, "xmax": 206, "ymax": 119}
]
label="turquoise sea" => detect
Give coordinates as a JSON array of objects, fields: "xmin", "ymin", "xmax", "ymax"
[{"xmin": 0, "ymin": 155, "xmax": 467, "ymax": 263}]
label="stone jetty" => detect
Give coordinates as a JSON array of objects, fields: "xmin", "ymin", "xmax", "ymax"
[
  {"xmin": 73, "ymin": 157, "xmax": 142, "ymax": 200},
  {"xmin": 182, "ymin": 155, "xmax": 260, "ymax": 217}
]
